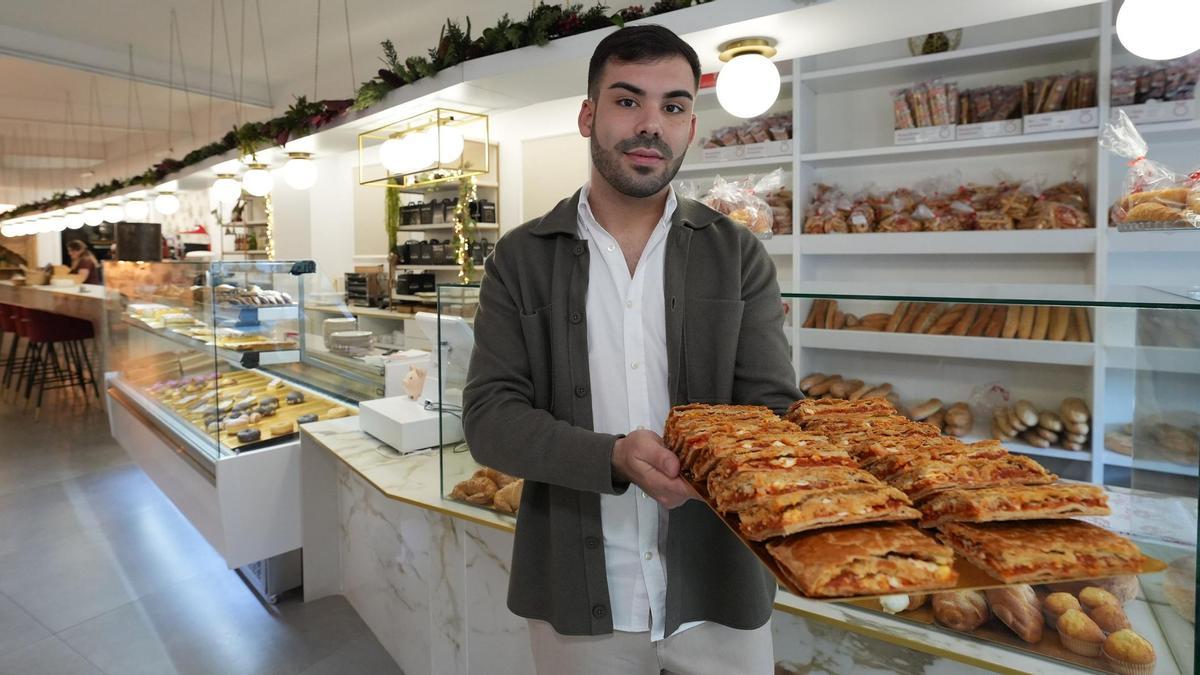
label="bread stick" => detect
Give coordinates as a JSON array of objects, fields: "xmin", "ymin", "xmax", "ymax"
[
  {"xmin": 952, "ymin": 305, "xmax": 980, "ymax": 336},
  {"xmin": 1001, "ymin": 305, "xmax": 1021, "ymax": 339},
  {"xmin": 885, "ymin": 303, "xmax": 911, "ymax": 333},
  {"xmin": 1048, "ymin": 307, "xmax": 1070, "ymax": 341},
  {"xmin": 1017, "ymin": 306, "xmax": 1036, "ymax": 339},
  {"xmin": 898, "ymin": 303, "xmax": 928, "ymax": 333},
  {"xmin": 985, "ymin": 307, "xmax": 1005, "ymax": 337},
  {"xmin": 1031, "ymin": 306, "xmax": 1051, "ymax": 340},
  {"xmin": 824, "ymin": 300, "xmax": 839, "ymax": 330},
  {"xmin": 968, "ymin": 305, "xmax": 994, "ymax": 336},
  {"xmin": 1072, "ymin": 307, "xmax": 1092, "ymax": 342}
]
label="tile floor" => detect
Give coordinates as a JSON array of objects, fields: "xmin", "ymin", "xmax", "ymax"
[{"xmin": 0, "ymin": 390, "xmax": 402, "ymax": 674}]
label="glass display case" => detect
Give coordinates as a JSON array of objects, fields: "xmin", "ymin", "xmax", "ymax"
[
  {"xmin": 103, "ymin": 259, "xmax": 374, "ymax": 470},
  {"xmin": 441, "ymin": 279, "xmax": 1198, "ymax": 671}
]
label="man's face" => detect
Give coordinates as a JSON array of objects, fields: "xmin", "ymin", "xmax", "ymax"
[{"xmin": 579, "ymin": 56, "xmax": 697, "ymax": 199}]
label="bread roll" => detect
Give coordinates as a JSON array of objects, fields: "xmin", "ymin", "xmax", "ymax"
[
  {"xmin": 1013, "ymin": 400, "xmax": 1038, "ymax": 428},
  {"xmin": 944, "ymin": 402, "xmax": 971, "ymax": 428},
  {"xmin": 1049, "ymin": 307, "xmax": 1071, "ymax": 341},
  {"xmin": 1036, "ymin": 427, "xmax": 1059, "ymax": 443},
  {"xmin": 803, "ymin": 300, "xmax": 823, "ymax": 328},
  {"xmin": 1064, "ymin": 420, "xmax": 1089, "ymax": 435},
  {"xmin": 968, "ymin": 305, "xmax": 995, "ymax": 337},
  {"xmin": 1062, "ymin": 440, "xmax": 1084, "ymax": 451},
  {"xmin": 1006, "ymin": 407, "xmax": 1030, "ymax": 432},
  {"xmin": 933, "ymin": 591, "xmax": 989, "ymax": 632},
  {"xmin": 848, "ymin": 382, "xmax": 873, "ymax": 401},
  {"xmin": 1065, "ymin": 432, "xmax": 1089, "ymax": 444},
  {"xmin": 987, "ymin": 586, "xmax": 1044, "ymax": 643},
  {"xmin": 799, "ymin": 373, "xmax": 829, "ymax": 392},
  {"xmin": 885, "ymin": 302, "xmax": 911, "ymax": 333},
  {"xmin": 944, "ymin": 423, "xmax": 969, "ymax": 438},
  {"xmin": 994, "ymin": 409, "xmax": 1018, "ymax": 437},
  {"xmin": 925, "ymin": 410, "xmax": 946, "ymax": 431},
  {"xmin": 910, "ymin": 398, "xmax": 943, "ymax": 421},
  {"xmin": 1031, "ymin": 306, "xmax": 1051, "ymax": 340},
  {"xmin": 897, "ymin": 303, "xmax": 926, "ymax": 333},
  {"xmin": 992, "ymin": 421, "xmax": 1016, "ymax": 440},
  {"xmin": 929, "ymin": 308, "xmax": 963, "ymax": 335},
  {"xmin": 1061, "ymin": 397, "xmax": 1090, "ymax": 424},
  {"xmin": 807, "ymin": 375, "xmax": 842, "ymax": 396},
  {"xmin": 952, "ymin": 305, "xmax": 980, "ymax": 336},
  {"xmin": 1073, "ymin": 307, "xmax": 1092, "ymax": 342},
  {"xmin": 832, "ymin": 311, "xmax": 847, "ymax": 330},
  {"xmin": 1017, "ymin": 306, "xmax": 1036, "ymax": 339},
  {"xmin": 1038, "ymin": 411, "xmax": 1063, "ymax": 432},
  {"xmin": 829, "ymin": 378, "xmax": 864, "ymax": 398},
  {"xmin": 824, "ymin": 300, "xmax": 839, "ymax": 330},
  {"xmin": 985, "ymin": 307, "xmax": 1005, "ymax": 337},
  {"xmin": 1022, "ymin": 430, "xmax": 1051, "ymax": 448}
]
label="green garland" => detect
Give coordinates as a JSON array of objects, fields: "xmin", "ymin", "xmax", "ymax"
[{"xmin": 2, "ymin": 1, "xmax": 710, "ymax": 223}]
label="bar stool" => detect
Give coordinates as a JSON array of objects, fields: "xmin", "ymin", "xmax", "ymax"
[
  {"xmin": 12, "ymin": 307, "xmax": 98, "ymax": 415},
  {"xmin": 1, "ymin": 304, "xmax": 34, "ymax": 398}
]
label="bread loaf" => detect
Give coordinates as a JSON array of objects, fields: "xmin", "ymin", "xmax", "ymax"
[
  {"xmin": 952, "ymin": 305, "xmax": 979, "ymax": 336},
  {"xmin": 933, "ymin": 591, "xmax": 989, "ymax": 632},
  {"xmin": 1022, "ymin": 431, "xmax": 1051, "ymax": 448},
  {"xmin": 1061, "ymin": 397, "xmax": 1090, "ymax": 424},
  {"xmin": 1014, "ymin": 400, "xmax": 1038, "ymax": 428},
  {"xmin": 1031, "ymin": 306, "xmax": 1051, "ymax": 340},
  {"xmin": 1035, "ymin": 426, "xmax": 1059, "ymax": 443},
  {"xmin": 944, "ymin": 402, "xmax": 971, "ymax": 428},
  {"xmin": 987, "ymin": 586, "xmax": 1044, "ymax": 643},
  {"xmin": 925, "ymin": 410, "xmax": 946, "ymax": 431},
  {"xmin": 1001, "ymin": 305, "xmax": 1021, "ymax": 339},
  {"xmin": 885, "ymin": 302, "xmax": 911, "ymax": 333},
  {"xmin": 1038, "ymin": 411, "xmax": 1064, "ymax": 432},
  {"xmin": 984, "ymin": 306, "xmax": 1006, "ymax": 338},
  {"xmin": 1006, "ymin": 407, "xmax": 1030, "ymax": 432},
  {"xmin": 1017, "ymin": 306, "xmax": 1036, "ymax": 339},
  {"xmin": 1073, "ymin": 307, "xmax": 1092, "ymax": 342},
  {"xmin": 1049, "ymin": 307, "xmax": 1070, "ymax": 341},
  {"xmin": 968, "ymin": 305, "xmax": 995, "ymax": 337},
  {"xmin": 1064, "ymin": 420, "xmax": 1090, "ymax": 435}
]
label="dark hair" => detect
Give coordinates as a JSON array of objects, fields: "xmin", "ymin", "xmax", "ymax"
[
  {"xmin": 67, "ymin": 240, "xmax": 89, "ymax": 253},
  {"xmin": 588, "ymin": 25, "xmax": 701, "ymax": 99}
]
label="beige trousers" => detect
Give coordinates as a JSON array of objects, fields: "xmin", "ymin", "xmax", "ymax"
[{"xmin": 528, "ymin": 619, "xmax": 774, "ymax": 675}]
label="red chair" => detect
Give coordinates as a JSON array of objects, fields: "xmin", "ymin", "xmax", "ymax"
[{"xmin": 11, "ymin": 307, "xmax": 99, "ymax": 415}]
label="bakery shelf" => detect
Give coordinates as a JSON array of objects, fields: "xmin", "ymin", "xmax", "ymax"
[
  {"xmin": 396, "ymin": 222, "xmax": 499, "ymax": 232},
  {"xmin": 797, "ymin": 229, "xmax": 1096, "ymax": 255},
  {"xmin": 303, "ymin": 304, "xmax": 415, "ymax": 321},
  {"xmin": 799, "ymin": 29, "xmax": 1101, "ymax": 94},
  {"xmin": 391, "ymin": 293, "xmax": 437, "ymax": 303},
  {"xmin": 213, "ymin": 303, "xmax": 300, "ymax": 325},
  {"xmin": 797, "ymin": 327, "xmax": 1095, "ymax": 367},
  {"xmin": 1134, "ymin": 118, "xmax": 1200, "ymax": 143},
  {"xmin": 677, "ymin": 155, "xmax": 793, "ymax": 174},
  {"xmin": 697, "ymin": 74, "xmax": 794, "ymax": 98},
  {"xmin": 761, "ymin": 235, "xmax": 793, "ymax": 256},
  {"xmin": 1106, "ymin": 229, "xmax": 1200, "ymax": 254},
  {"xmin": 1104, "ymin": 345, "xmax": 1200, "ymax": 375},
  {"xmin": 983, "ymin": 435, "xmax": 1092, "ymax": 462},
  {"xmin": 1104, "ymin": 450, "xmax": 1200, "ymax": 478},
  {"xmin": 800, "ymin": 128, "xmax": 1097, "ymax": 167},
  {"xmin": 123, "ymin": 316, "xmax": 300, "ymax": 368}
]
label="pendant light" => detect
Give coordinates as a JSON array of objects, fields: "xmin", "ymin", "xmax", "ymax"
[
  {"xmin": 242, "ymin": 164, "xmax": 274, "ymax": 197},
  {"xmin": 212, "ymin": 174, "xmax": 242, "ymax": 203},
  {"xmin": 1117, "ymin": 0, "xmax": 1200, "ymax": 61},
  {"xmin": 65, "ymin": 209, "xmax": 85, "ymax": 229},
  {"xmin": 379, "ymin": 136, "xmax": 407, "ymax": 173},
  {"xmin": 154, "ymin": 192, "xmax": 181, "ymax": 215},
  {"xmin": 83, "ymin": 206, "xmax": 104, "ymax": 227},
  {"xmin": 715, "ymin": 38, "xmax": 781, "ymax": 119},
  {"xmin": 101, "ymin": 202, "xmax": 124, "ymax": 223},
  {"xmin": 125, "ymin": 198, "xmax": 150, "ymax": 221},
  {"xmin": 284, "ymin": 152, "xmax": 318, "ymax": 190}
]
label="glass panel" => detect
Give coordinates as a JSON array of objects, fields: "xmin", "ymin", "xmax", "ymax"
[{"xmin": 785, "ymin": 282, "xmax": 1200, "ymax": 309}]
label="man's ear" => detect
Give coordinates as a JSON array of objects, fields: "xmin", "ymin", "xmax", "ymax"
[
  {"xmin": 687, "ymin": 112, "xmax": 697, "ymax": 146},
  {"xmin": 578, "ymin": 98, "xmax": 595, "ymax": 138}
]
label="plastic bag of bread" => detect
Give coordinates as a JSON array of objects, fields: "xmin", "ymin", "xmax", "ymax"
[
  {"xmin": 697, "ymin": 171, "xmax": 781, "ymax": 237},
  {"xmin": 1100, "ymin": 110, "xmax": 1194, "ymax": 227}
]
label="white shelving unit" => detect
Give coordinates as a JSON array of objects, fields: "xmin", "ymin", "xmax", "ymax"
[{"xmin": 769, "ymin": 1, "xmax": 1200, "ymax": 486}]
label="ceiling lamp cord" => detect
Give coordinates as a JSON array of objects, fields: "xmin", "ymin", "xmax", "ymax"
[
  {"xmin": 218, "ymin": 0, "xmax": 240, "ymax": 125},
  {"xmin": 313, "ymin": 0, "xmax": 322, "ymax": 100},
  {"xmin": 343, "ymin": 0, "xmax": 355, "ymax": 94},
  {"xmin": 171, "ymin": 9, "xmax": 199, "ymax": 146},
  {"xmin": 255, "ymin": 0, "xmax": 274, "ymax": 108}
]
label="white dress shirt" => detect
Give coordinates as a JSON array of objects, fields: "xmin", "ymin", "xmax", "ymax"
[{"xmin": 577, "ymin": 183, "xmax": 701, "ymax": 641}]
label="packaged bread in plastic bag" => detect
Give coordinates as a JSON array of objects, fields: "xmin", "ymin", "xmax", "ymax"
[
  {"xmin": 695, "ymin": 171, "xmax": 783, "ymax": 237},
  {"xmin": 1100, "ymin": 110, "xmax": 1196, "ymax": 228}
]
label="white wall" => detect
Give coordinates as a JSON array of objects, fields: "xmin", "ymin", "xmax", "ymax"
[
  {"xmin": 306, "ymin": 150, "xmax": 359, "ymax": 286},
  {"xmin": 35, "ymin": 231, "xmax": 61, "ymax": 267}
]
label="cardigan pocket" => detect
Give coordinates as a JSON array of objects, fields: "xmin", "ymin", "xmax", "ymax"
[
  {"xmin": 519, "ymin": 304, "xmax": 555, "ymax": 411},
  {"xmin": 684, "ymin": 298, "xmax": 744, "ymax": 403}
]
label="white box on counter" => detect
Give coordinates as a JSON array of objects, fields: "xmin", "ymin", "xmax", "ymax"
[
  {"xmin": 1114, "ymin": 99, "xmax": 1197, "ymax": 125},
  {"xmin": 955, "ymin": 119, "xmax": 1022, "ymax": 140},
  {"xmin": 1023, "ymin": 107, "xmax": 1098, "ymax": 133},
  {"xmin": 893, "ymin": 125, "xmax": 955, "ymax": 145},
  {"xmin": 359, "ymin": 396, "xmax": 464, "ymax": 455},
  {"xmin": 699, "ymin": 139, "xmax": 792, "ymax": 163}
]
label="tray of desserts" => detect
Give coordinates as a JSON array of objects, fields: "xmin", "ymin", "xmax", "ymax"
[
  {"xmin": 665, "ymin": 399, "xmax": 1164, "ymax": 602},
  {"xmin": 145, "ymin": 370, "xmax": 355, "ymax": 452}
]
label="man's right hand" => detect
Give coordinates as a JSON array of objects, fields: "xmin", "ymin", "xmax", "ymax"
[{"xmin": 612, "ymin": 429, "xmax": 695, "ymax": 509}]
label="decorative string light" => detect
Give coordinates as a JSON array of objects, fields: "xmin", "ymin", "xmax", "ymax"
[
  {"xmin": 264, "ymin": 193, "xmax": 275, "ymax": 259},
  {"xmin": 452, "ymin": 176, "xmax": 478, "ymax": 283}
]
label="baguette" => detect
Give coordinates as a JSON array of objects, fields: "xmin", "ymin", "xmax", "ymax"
[
  {"xmin": 925, "ymin": 410, "xmax": 946, "ymax": 431},
  {"xmin": 829, "ymin": 378, "xmax": 864, "ymax": 398},
  {"xmin": 848, "ymin": 381, "xmax": 874, "ymax": 401},
  {"xmin": 832, "ymin": 311, "xmax": 847, "ymax": 330},
  {"xmin": 799, "ymin": 373, "xmax": 829, "ymax": 392},
  {"xmin": 803, "ymin": 300, "xmax": 823, "ymax": 328},
  {"xmin": 885, "ymin": 303, "xmax": 911, "ymax": 333},
  {"xmin": 1064, "ymin": 320, "xmax": 1080, "ymax": 342},
  {"xmin": 897, "ymin": 303, "xmax": 926, "ymax": 333},
  {"xmin": 807, "ymin": 375, "xmax": 842, "ymax": 396},
  {"xmin": 1030, "ymin": 306, "xmax": 1051, "ymax": 340},
  {"xmin": 844, "ymin": 314, "xmax": 860, "ymax": 328},
  {"xmin": 913, "ymin": 304, "xmax": 946, "ymax": 334},
  {"xmin": 1017, "ymin": 306, "xmax": 1036, "ymax": 339},
  {"xmin": 1048, "ymin": 307, "xmax": 1070, "ymax": 341},
  {"xmin": 952, "ymin": 305, "xmax": 980, "ymax": 336},
  {"xmin": 860, "ymin": 313, "xmax": 893, "ymax": 327},
  {"xmin": 929, "ymin": 308, "xmax": 964, "ymax": 335},
  {"xmin": 985, "ymin": 307, "xmax": 1006, "ymax": 338},
  {"xmin": 1072, "ymin": 307, "xmax": 1092, "ymax": 342},
  {"xmin": 863, "ymin": 383, "xmax": 893, "ymax": 399},
  {"xmin": 968, "ymin": 306, "xmax": 995, "ymax": 337},
  {"xmin": 824, "ymin": 300, "xmax": 839, "ymax": 330},
  {"xmin": 1001, "ymin": 305, "xmax": 1021, "ymax": 339},
  {"xmin": 910, "ymin": 398, "xmax": 943, "ymax": 421}
]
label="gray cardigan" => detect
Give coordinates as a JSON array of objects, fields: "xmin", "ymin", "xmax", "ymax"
[{"xmin": 462, "ymin": 189, "xmax": 801, "ymax": 636}]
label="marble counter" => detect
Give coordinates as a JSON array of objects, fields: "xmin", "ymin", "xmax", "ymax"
[{"xmin": 300, "ymin": 419, "xmax": 1090, "ymax": 675}]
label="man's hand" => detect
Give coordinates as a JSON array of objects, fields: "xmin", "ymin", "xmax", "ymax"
[{"xmin": 612, "ymin": 430, "xmax": 695, "ymax": 509}]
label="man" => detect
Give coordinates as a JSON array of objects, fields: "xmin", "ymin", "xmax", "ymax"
[{"xmin": 463, "ymin": 24, "xmax": 800, "ymax": 675}]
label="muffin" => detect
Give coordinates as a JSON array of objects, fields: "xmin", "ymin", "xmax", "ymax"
[
  {"xmin": 1079, "ymin": 587, "xmax": 1121, "ymax": 611},
  {"xmin": 1102, "ymin": 629, "xmax": 1156, "ymax": 675},
  {"xmin": 1056, "ymin": 609, "xmax": 1106, "ymax": 656},
  {"xmin": 1043, "ymin": 592, "xmax": 1082, "ymax": 626},
  {"xmin": 1088, "ymin": 603, "xmax": 1131, "ymax": 634}
]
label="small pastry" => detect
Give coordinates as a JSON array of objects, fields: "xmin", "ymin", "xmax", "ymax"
[
  {"xmin": 1079, "ymin": 587, "xmax": 1121, "ymax": 611},
  {"xmin": 236, "ymin": 429, "xmax": 261, "ymax": 443},
  {"xmin": 932, "ymin": 591, "xmax": 988, "ymax": 632},
  {"xmin": 986, "ymin": 586, "xmax": 1043, "ymax": 643},
  {"xmin": 216, "ymin": 399, "xmax": 233, "ymax": 413},
  {"xmin": 879, "ymin": 593, "xmax": 927, "ymax": 614},
  {"xmin": 1102, "ymin": 629, "xmax": 1157, "ymax": 675},
  {"xmin": 219, "ymin": 377, "xmax": 236, "ymax": 388},
  {"xmin": 1056, "ymin": 609, "xmax": 1106, "ymax": 656},
  {"xmin": 258, "ymin": 396, "xmax": 279, "ymax": 407},
  {"xmin": 206, "ymin": 421, "xmax": 220, "ymax": 433},
  {"xmin": 225, "ymin": 416, "xmax": 250, "ymax": 431},
  {"xmin": 286, "ymin": 391, "xmax": 305, "ymax": 405},
  {"xmin": 297, "ymin": 413, "xmax": 319, "ymax": 424},
  {"xmin": 1088, "ymin": 603, "xmax": 1131, "ymax": 634},
  {"xmin": 1043, "ymin": 592, "xmax": 1081, "ymax": 626},
  {"xmin": 270, "ymin": 421, "xmax": 294, "ymax": 436},
  {"xmin": 492, "ymin": 479, "xmax": 524, "ymax": 514},
  {"xmin": 267, "ymin": 378, "xmax": 283, "ymax": 390},
  {"xmin": 249, "ymin": 412, "xmax": 262, "ymax": 424},
  {"xmin": 450, "ymin": 476, "xmax": 498, "ymax": 505},
  {"xmin": 325, "ymin": 406, "xmax": 350, "ymax": 419},
  {"xmin": 256, "ymin": 404, "xmax": 278, "ymax": 417},
  {"xmin": 233, "ymin": 396, "xmax": 256, "ymax": 412}
]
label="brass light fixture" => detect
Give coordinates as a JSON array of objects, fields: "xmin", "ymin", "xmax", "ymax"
[
  {"xmin": 358, "ymin": 107, "xmax": 489, "ymax": 189},
  {"xmin": 715, "ymin": 37, "xmax": 781, "ymax": 119}
]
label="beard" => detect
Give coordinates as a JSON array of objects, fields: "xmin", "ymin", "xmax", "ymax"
[{"xmin": 590, "ymin": 123, "xmax": 686, "ymax": 199}]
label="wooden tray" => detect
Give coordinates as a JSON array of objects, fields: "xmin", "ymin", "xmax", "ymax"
[
  {"xmin": 684, "ymin": 477, "xmax": 1166, "ymax": 602},
  {"xmin": 148, "ymin": 370, "xmax": 356, "ymax": 452}
]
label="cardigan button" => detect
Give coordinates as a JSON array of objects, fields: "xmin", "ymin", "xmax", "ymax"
[
  {"xmin": 584, "ymin": 536, "xmax": 600, "ymax": 549},
  {"xmin": 575, "ymin": 385, "xmax": 588, "ymax": 398},
  {"xmin": 570, "ymin": 311, "xmax": 582, "ymax": 324},
  {"xmin": 591, "ymin": 604, "xmax": 608, "ymax": 619},
  {"xmin": 574, "ymin": 243, "xmax": 585, "ymax": 255}
]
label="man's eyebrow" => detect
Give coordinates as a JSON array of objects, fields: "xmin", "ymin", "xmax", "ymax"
[{"xmin": 607, "ymin": 81, "xmax": 695, "ymax": 102}]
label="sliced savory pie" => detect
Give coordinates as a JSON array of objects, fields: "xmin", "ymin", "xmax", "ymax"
[
  {"xmin": 919, "ymin": 484, "xmax": 1111, "ymax": 528},
  {"xmin": 937, "ymin": 520, "xmax": 1145, "ymax": 583},
  {"xmin": 708, "ymin": 465, "xmax": 881, "ymax": 513},
  {"xmin": 737, "ymin": 484, "xmax": 919, "ymax": 541},
  {"xmin": 885, "ymin": 454, "xmax": 1056, "ymax": 502},
  {"xmin": 766, "ymin": 522, "xmax": 959, "ymax": 598}
]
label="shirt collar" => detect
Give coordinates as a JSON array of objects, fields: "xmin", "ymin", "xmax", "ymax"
[{"xmin": 577, "ymin": 182, "xmax": 678, "ymax": 240}]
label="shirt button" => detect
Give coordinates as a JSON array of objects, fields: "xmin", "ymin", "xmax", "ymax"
[
  {"xmin": 575, "ymin": 385, "xmax": 588, "ymax": 398},
  {"xmin": 606, "ymin": 244, "xmax": 615, "ymax": 252},
  {"xmin": 630, "ymin": 361, "xmax": 639, "ymax": 370},
  {"xmin": 644, "ymin": 551, "xmax": 654, "ymax": 561},
  {"xmin": 625, "ymin": 300, "xmax": 634, "ymax": 309},
  {"xmin": 584, "ymin": 536, "xmax": 600, "ymax": 549},
  {"xmin": 592, "ymin": 604, "xmax": 608, "ymax": 619}
]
